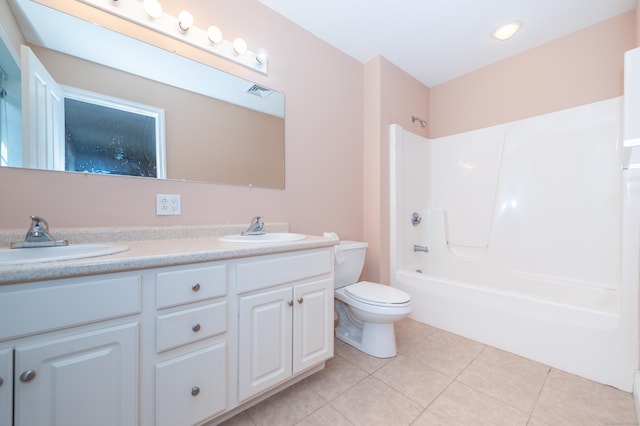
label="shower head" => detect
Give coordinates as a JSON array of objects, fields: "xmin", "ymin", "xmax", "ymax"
[{"xmin": 411, "ymin": 116, "xmax": 427, "ymax": 128}]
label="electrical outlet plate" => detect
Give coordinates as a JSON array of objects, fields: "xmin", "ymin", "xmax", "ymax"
[{"xmin": 156, "ymin": 194, "xmax": 181, "ymax": 215}]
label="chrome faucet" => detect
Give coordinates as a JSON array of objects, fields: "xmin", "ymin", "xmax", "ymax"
[
  {"xmin": 241, "ymin": 216, "xmax": 265, "ymax": 236},
  {"xmin": 10, "ymin": 216, "xmax": 68, "ymax": 249},
  {"xmin": 26, "ymin": 216, "xmax": 53, "ymax": 242},
  {"xmin": 413, "ymin": 244, "xmax": 429, "ymax": 253}
]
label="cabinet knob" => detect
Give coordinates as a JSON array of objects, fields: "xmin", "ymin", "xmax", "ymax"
[
  {"xmin": 191, "ymin": 386, "xmax": 200, "ymax": 396},
  {"xmin": 192, "ymin": 323, "xmax": 201, "ymax": 332},
  {"xmin": 192, "ymin": 283, "xmax": 201, "ymax": 292},
  {"xmin": 20, "ymin": 370, "xmax": 36, "ymax": 383},
  {"xmin": 287, "ymin": 300, "xmax": 293, "ymax": 307},
  {"xmin": 297, "ymin": 297, "xmax": 304, "ymax": 304}
]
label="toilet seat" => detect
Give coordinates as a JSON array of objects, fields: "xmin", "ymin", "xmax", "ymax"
[{"xmin": 345, "ymin": 281, "xmax": 411, "ymax": 307}]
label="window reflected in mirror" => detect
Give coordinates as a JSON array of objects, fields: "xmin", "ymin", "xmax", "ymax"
[{"xmin": 63, "ymin": 88, "xmax": 165, "ymax": 178}]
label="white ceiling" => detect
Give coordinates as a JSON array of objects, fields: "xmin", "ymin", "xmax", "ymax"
[{"xmin": 256, "ymin": 0, "xmax": 637, "ymax": 87}]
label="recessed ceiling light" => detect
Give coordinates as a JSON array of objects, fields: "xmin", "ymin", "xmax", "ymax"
[{"xmin": 492, "ymin": 21, "xmax": 522, "ymax": 41}]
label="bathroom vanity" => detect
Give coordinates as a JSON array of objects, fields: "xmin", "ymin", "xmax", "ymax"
[{"xmin": 0, "ymin": 226, "xmax": 337, "ymax": 426}]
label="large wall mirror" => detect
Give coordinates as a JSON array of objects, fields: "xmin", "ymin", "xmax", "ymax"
[{"xmin": 0, "ymin": 0, "xmax": 286, "ymax": 188}]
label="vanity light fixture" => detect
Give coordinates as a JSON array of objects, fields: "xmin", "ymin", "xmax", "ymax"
[
  {"xmin": 207, "ymin": 26, "xmax": 223, "ymax": 44},
  {"xmin": 177, "ymin": 11, "xmax": 194, "ymax": 32},
  {"xmin": 492, "ymin": 21, "xmax": 522, "ymax": 41},
  {"xmin": 233, "ymin": 38, "xmax": 248, "ymax": 55},
  {"xmin": 255, "ymin": 48, "xmax": 269, "ymax": 65},
  {"xmin": 142, "ymin": 0, "xmax": 162, "ymax": 19},
  {"xmin": 79, "ymin": 0, "xmax": 269, "ymax": 74}
]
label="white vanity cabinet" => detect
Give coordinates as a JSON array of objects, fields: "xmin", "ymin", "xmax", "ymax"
[
  {"xmin": 0, "ymin": 274, "xmax": 141, "ymax": 426},
  {"xmin": 236, "ymin": 249, "xmax": 334, "ymax": 402},
  {"xmin": 0, "ymin": 241, "xmax": 336, "ymax": 426},
  {"xmin": 153, "ymin": 264, "xmax": 230, "ymax": 426}
]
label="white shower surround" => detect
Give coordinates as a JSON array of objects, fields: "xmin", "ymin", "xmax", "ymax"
[{"xmin": 389, "ymin": 97, "xmax": 639, "ymax": 391}]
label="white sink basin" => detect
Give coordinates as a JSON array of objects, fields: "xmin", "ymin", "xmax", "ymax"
[
  {"xmin": 219, "ymin": 233, "xmax": 306, "ymax": 243},
  {"xmin": 0, "ymin": 244, "xmax": 129, "ymax": 266}
]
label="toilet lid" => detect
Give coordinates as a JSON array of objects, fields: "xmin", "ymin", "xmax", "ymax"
[{"xmin": 345, "ymin": 281, "xmax": 411, "ymax": 305}]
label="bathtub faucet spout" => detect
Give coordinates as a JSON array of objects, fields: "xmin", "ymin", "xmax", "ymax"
[{"xmin": 413, "ymin": 244, "xmax": 429, "ymax": 253}]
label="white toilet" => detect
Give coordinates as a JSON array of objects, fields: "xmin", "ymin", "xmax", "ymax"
[{"xmin": 334, "ymin": 241, "xmax": 412, "ymax": 358}]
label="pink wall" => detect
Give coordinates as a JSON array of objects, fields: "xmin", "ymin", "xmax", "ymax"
[
  {"xmin": 430, "ymin": 11, "xmax": 637, "ymax": 138},
  {"xmin": 0, "ymin": 0, "xmax": 364, "ymax": 240},
  {"xmin": 1, "ymin": 1, "xmax": 637, "ymax": 287},
  {"xmin": 363, "ymin": 57, "xmax": 429, "ymax": 283}
]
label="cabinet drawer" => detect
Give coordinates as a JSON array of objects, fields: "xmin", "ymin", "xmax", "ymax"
[
  {"xmin": 156, "ymin": 265, "xmax": 227, "ymax": 309},
  {"xmin": 236, "ymin": 249, "xmax": 332, "ymax": 294},
  {"xmin": 156, "ymin": 302, "xmax": 227, "ymax": 352},
  {"xmin": 0, "ymin": 275, "xmax": 141, "ymax": 341},
  {"xmin": 156, "ymin": 343, "xmax": 227, "ymax": 426}
]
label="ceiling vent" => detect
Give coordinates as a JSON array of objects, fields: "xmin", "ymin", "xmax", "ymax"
[{"xmin": 246, "ymin": 84, "xmax": 273, "ymax": 98}]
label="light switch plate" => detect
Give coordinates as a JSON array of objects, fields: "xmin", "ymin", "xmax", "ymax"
[{"xmin": 156, "ymin": 194, "xmax": 181, "ymax": 215}]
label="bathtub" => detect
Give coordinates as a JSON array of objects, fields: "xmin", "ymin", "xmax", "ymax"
[{"xmin": 389, "ymin": 98, "xmax": 639, "ymax": 391}]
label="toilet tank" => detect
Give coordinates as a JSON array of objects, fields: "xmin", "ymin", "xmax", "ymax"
[{"xmin": 334, "ymin": 241, "xmax": 368, "ymax": 288}]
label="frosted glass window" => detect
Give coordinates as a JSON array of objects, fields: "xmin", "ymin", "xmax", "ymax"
[{"xmin": 63, "ymin": 87, "xmax": 165, "ymax": 178}]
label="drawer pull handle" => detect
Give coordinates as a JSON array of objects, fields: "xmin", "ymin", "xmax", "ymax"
[
  {"xmin": 20, "ymin": 370, "xmax": 36, "ymax": 383},
  {"xmin": 191, "ymin": 386, "xmax": 200, "ymax": 396},
  {"xmin": 297, "ymin": 297, "xmax": 304, "ymax": 304},
  {"xmin": 192, "ymin": 323, "xmax": 201, "ymax": 332},
  {"xmin": 0, "ymin": 377, "xmax": 3, "ymax": 387},
  {"xmin": 287, "ymin": 300, "xmax": 293, "ymax": 307},
  {"xmin": 192, "ymin": 283, "xmax": 201, "ymax": 292}
]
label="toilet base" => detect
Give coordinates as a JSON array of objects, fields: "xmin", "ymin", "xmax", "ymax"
[{"xmin": 334, "ymin": 301, "xmax": 398, "ymax": 358}]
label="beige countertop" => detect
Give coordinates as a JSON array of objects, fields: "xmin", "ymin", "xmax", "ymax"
[{"xmin": 0, "ymin": 224, "xmax": 339, "ymax": 285}]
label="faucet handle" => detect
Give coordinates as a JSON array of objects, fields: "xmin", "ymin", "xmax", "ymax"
[
  {"xmin": 30, "ymin": 216, "xmax": 49, "ymax": 236},
  {"xmin": 250, "ymin": 216, "xmax": 264, "ymax": 230},
  {"xmin": 242, "ymin": 215, "xmax": 265, "ymax": 235}
]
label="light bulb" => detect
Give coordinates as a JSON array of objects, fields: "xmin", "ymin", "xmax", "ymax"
[
  {"xmin": 255, "ymin": 48, "xmax": 269, "ymax": 65},
  {"xmin": 143, "ymin": 0, "xmax": 162, "ymax": 19},
  {"xmin": 207, "ymin": 26, "xmax": 223, "ymax": 44},
  {"xmin": 178, "ymin": 11, "xmax": 194, "ymax": 32},
  {"xmin": 233, "ymin": 38, "xmax": 247, "ymax": 55}
]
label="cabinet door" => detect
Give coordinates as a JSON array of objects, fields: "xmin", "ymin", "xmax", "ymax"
[
  {"xmin": 293, "ymin": 278, "xmax": 334, "ymax": 373},
  {"xmin": 0, "ymin": 348, "xmax": 12, "ymax": 426},
  {"xmin": 14, "ymin": 323, "xmax": 138, "ymax": 426},
  {"xmin": 238, "ymin": 287, "xmax": 292, "ymax": 401}
]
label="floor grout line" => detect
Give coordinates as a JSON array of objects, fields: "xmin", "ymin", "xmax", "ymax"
[{"xmin": 221, "ymin": 319, "xmax": 637, "ymax": 426}]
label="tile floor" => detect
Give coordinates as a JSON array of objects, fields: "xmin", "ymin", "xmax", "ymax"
[{"xmin": 220, "ymin": 318, "xmax": 637, "ymax": 426}]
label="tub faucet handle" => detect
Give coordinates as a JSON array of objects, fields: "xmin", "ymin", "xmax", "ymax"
[{"xmin": 411, "ymin": 212, "xmax": 422, "ymax": 226}]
